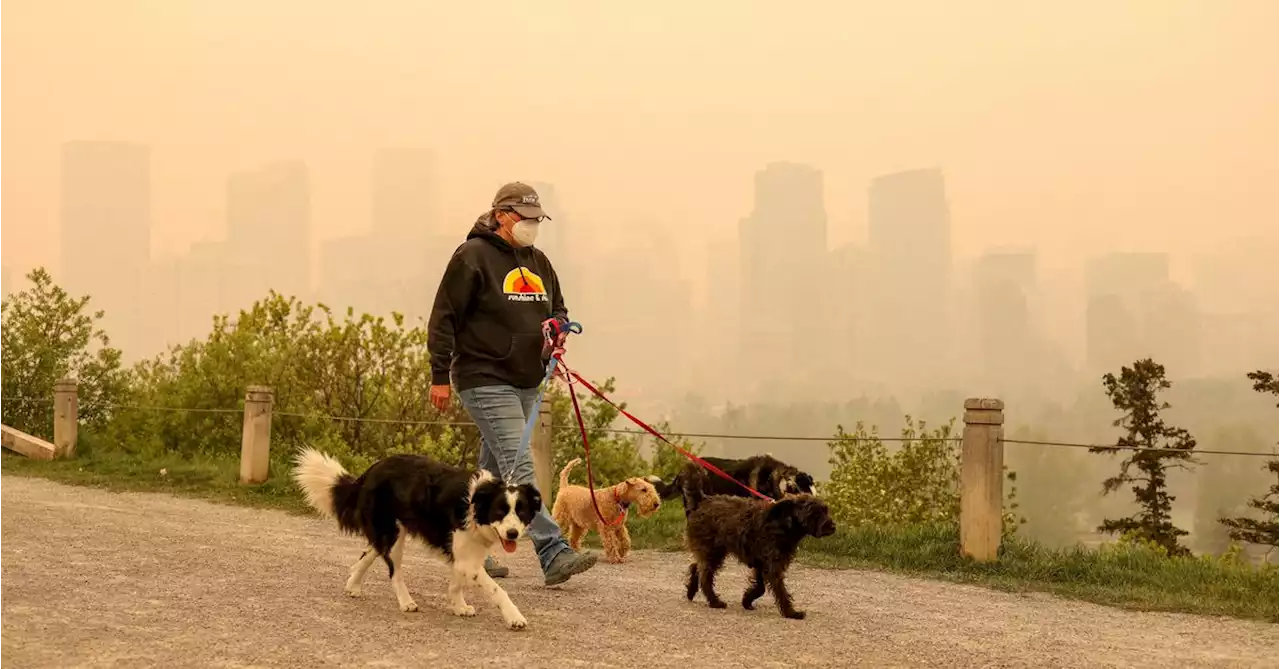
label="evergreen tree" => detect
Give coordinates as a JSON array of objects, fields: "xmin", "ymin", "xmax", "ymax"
[
  {"xmin": 1219, "ymin": 372, "xmax": 1279, "ymax": 551},
  {"xmin": 1091, "ymin": 359, "xmax": 1197, "ymax": 556}
]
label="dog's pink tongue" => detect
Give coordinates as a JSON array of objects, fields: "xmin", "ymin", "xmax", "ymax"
[{"xmin": 501, "ymin": 539, "xmax": 518, "ymax": 553}]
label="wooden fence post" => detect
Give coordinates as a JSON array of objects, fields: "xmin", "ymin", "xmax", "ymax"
[
  {"xmin": 239, "ymin": 386, "xmax": 274, "ymax": 484},
  {"xmin": 53, "ymin": 378, "xmax": 79, "ymax": 458},
  {"xmin": 960, "ymin": 397, "xmax": 1005, "ymax": 562},
  {"xmin": 530, "ymin": 396, "xmax": 554, "ymax": 498}
]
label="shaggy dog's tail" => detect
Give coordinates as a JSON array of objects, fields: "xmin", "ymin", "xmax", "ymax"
[
  {"xmin": 559, "ymin": 457, "xmax": 581, "ymax": 490},
  {"xmin": 292, "ymin": 447, "xmax": 361, "ymax": 533}
]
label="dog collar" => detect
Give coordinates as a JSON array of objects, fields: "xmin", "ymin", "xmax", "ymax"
[{"xmin": 612, "ymin": 484, "xmax": 631, "ymax": 512}]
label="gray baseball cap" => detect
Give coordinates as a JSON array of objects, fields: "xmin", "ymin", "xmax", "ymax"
[{"xmin": 492, "ymin": 182, "xmax": 551, "ymax": 220}]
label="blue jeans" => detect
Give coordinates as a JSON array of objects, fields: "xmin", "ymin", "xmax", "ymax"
[{"xmin": 457, "ymin": 384, "xmax": 570, "ymax": 572}]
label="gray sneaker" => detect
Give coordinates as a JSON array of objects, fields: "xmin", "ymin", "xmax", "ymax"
[
  {"xmin": 484, "ymin": 556, "xmax": 509, "ymax": 579},
  {"xmin": 543, "ymin": 549, "xmax": 598, "ymax": 586}
]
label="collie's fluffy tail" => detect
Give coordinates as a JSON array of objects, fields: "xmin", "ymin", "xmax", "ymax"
[
  {"xmin": 559, "ymin": 457, "xmax": 581, "ymax": 489},
  {"xmin": 292, "ymin": 447, "xmax": 360, "ymax": 530}
]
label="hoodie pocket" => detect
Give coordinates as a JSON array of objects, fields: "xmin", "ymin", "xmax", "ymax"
[{"xmin": 502, "ymin": 334, "xmax": 547, "ymax": 385}]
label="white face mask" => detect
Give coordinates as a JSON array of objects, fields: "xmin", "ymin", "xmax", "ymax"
[{"xmin": 512, "ymin": 220, "xmax": 540, "ymax": 247}]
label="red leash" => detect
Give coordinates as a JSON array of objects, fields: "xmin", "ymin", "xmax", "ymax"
[
  {"xmin": 563, "ymin": 368, "xmax": 629, "ymax": 527},
  {"xmin": 554, "ymin": 353, "xmax": 772, "ymax": 504}
]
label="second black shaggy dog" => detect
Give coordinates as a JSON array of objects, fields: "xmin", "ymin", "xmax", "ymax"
[
  {"xmin": 293, "ymin": 448, "xmax": 542, "ymax": 630},
  {"xmin": 683, "ymin": 474, "xmax": 836, "ymax": 620},
  {"xmin": 650, "ymin": 454, "xmax": 817, "ymax": 517}
]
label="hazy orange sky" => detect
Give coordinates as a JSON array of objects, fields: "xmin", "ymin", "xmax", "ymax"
[{"xmin": 3, "ymin": 1, "xmax": 1276, "ymax": 289}]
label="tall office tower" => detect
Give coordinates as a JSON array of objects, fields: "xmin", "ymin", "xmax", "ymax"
[
  {"xmin": 973, "ymin": 247, "xmax": 1037, "ymax": 391},
  {"xmin": 819, "ymin": 243, "xmax": 875, "ymax": 396},
  {"xmin": 1084, "ymin": 252, "xmax": 1200, "ymax": 376},
  {"xmin": 319, "ymin": 148, "xmax": 451, "ymax": 321},
  {"xmin": 60, "ymin": 141, "xmax": 152, "ymax": 355},
  {"xmin": 372, "ymin": 147, "xmax": 434, "ymax": 238},
  {"xmin": 737, "ymin": 162, "xmax": 828, "ymax": 397},
  {"xmin": 864, "ymin": 168, "xmax": 952, "ymax": 392},
  {"xmin": 225, "ymin": 161, "xmax": 311, "ymax": 309}
]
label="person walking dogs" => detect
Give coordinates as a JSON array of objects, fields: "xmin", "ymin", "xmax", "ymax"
[{"xmin": 427, "ymin": 182, "xmax": 598, "ymax": 585}]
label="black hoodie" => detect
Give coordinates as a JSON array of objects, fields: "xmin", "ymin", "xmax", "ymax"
[{"xmin": 428, "ymin": 212, "xmax": 568, "ymax": 391}]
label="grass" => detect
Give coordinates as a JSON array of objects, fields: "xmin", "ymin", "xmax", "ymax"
[
  {"xmin": 618, "ymin": 504, "xmax": 1279, "ymax": 622},
  {"xmin": 1, "ymin": 447, "xmax": 308, "ymax": 515},
  {"xmin": 4, "ymin": 448, "xmax": 1277, "ymax": 622}
]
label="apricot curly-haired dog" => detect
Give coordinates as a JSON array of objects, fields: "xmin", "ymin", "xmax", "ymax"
[
  {"xmin": 683, "ymin": 473, "xmax": 835, "ymax": 619},
  {"xmin": 551, "ymin": 458, "xmax": 662, "ymax": 563}
]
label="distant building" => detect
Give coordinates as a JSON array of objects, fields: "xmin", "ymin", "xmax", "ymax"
[
  {"xmin": 737, "ymin": 162, "xmax": 828, "ymax": 397},
  {"xmin": 1084, "ymin": 252, "xmax": 1200, "ymax": 376},
  {"xmin": 372, "ymin": 147, "xmax": 435, "ymax": 238},
  {"xmin": 972, "ymin": 247, "xmax": 1038, "ymax": 391},
  {"xmin": 174, "ymin": 241, "xmax": 231, "ymax": 340},
  {"xmin": 823, "ymin": 243, "xmax": 871, "ymax": 393},
  {"xmin": 59, "ymin": 141, "xmax": 152, "ymax": 355},
  {"xmin": 863, "ymin": 168, "xmax": 953, "ymax": 391},
  {"xmin": 319, "ymin": 149, "xmax": 451, "ymax": 321},
  {"xmin": 1191, "ymin": 242, "xmax": 1278, "ymax": 375},
  {"xmin": 224, "ymin": 161, "xmax": 311, "ymax": 309},
  {"xmin": 571, "ymin": 228, "xmax": 693, "ymax": 407},
  {"xmin": 689, "ymin": 239, "xmax": 743, "ymax": 401}
]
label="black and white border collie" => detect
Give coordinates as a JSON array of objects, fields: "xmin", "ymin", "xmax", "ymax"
[{"xmin": 293, "ymin": 448, "xmax": 541, "ymax": 630}]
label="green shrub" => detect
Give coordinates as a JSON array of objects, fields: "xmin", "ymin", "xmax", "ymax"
[
  {"xmin": 825, "ymin": 417, "xmax": 1022, "ymax": 534},
  {"xmin": 1, "ymin": 268, "xmax": 130, "ymax": 439}
]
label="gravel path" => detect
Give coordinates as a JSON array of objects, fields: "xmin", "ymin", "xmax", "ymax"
[{"xmin": 2, "ymin": 475, "xmax": 1275, "ymax": 668}]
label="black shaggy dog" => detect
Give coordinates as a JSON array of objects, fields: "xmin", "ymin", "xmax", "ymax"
[
  {"xmin": 683, "ymin": 472, "xmax": 835, "ymax": 620},
  {"xmin": 293, "ymin": 448, "xmax": 541, "ymax": 630},
  {"xmin": 649, "ymin": 454, "xmax": 817, "ymax": 518}
]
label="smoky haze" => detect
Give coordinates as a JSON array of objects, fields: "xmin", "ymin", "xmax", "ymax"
[{"xmin": 3, "ymin": 1, "xmax": 1277, "ymax": 547}]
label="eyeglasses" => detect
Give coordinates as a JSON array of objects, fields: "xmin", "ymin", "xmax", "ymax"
[{"xmin": 503, "ymin": 209, "xmax": 544, "ymax": 223}]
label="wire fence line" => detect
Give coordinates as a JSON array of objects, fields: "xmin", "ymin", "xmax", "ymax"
[
  {"xmin": 2, "ymin": 395, "xmax": 1275, "ymax": 458},
  {"xmin": 1000, "ymin": 438, "xmax": 1276, "ymax": 459}
]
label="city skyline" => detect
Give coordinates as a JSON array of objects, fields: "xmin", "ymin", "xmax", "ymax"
[{"xmin": 24, "ymin": 138, "xmax": 1277, "ymax": 414}]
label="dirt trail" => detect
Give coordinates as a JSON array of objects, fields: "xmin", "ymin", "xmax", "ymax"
[{"xmin": 2, "ymin": 475, "xmax": 1274, "ymax": 668}]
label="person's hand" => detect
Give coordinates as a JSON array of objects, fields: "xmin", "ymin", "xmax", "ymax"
[
  {"xmin": 430, "ymin": 384, "xmax": 452, "ymax": 412},
  {"xmin": 542, "ymin": 317, "xmax": 570, "ymax": 357}
]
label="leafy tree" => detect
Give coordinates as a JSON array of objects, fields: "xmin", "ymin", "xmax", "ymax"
[
  {"xmin": 0, "ymin": 268, "xmax": 129, "ymax": 440},
  {"xmin": 1218, "ymin": 371, "xmax": 1279, "ymax": 551},
  {"xmin": 1091, "ymin": 358, "xmax": 1197, "ymax": 556}
]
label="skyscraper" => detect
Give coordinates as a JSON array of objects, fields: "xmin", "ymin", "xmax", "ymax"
[
  {"xmin": 320, "ymin": 149, "xmax": 449, "ymax": 320},
  {"xmin": 174, "ymin": 241, "xmax": 230, "ymax": 341},
  {"xmin": 225, "ymin": 161, "xmax": 311, "ymax": 308},
  {"xmin": 1084, "ymin": 252, "xmax": 1200, "ymax": 375},
  {"xmin": 691, "ymin": 239, "xmax": 743, "ymax": 400},
  {"xmin": 372, "ymin": 147, "xmax": 434, "ymax": 238},
  {"xmin": 972, "ymin": 247, "xmax": 1037, "ymax": 391},
  {"xmin": 60, "ymin": 141, "xmax": 152, "ymax": 354},
  {"xmin": 864, "ymin": 168, "xmax": 952, "ymax": 391},
  {"xmin": 737, "ymin": 162, "xmax": 828, "ymax": 396}
]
